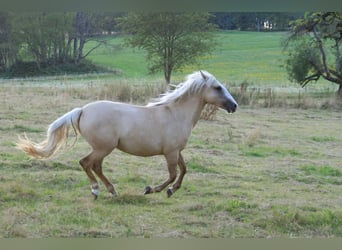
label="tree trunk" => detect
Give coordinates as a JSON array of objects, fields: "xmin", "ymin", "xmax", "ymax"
[
  {"xmin": 73, "ymin": 37, "xmax": 78, "ymax": 64},
  {"xmin": 338, "ymin": 84, "xmax": 342, "ymax": 97},
  {"xmin": 164, "ymin": 45, "xmax": 173, "ymax": 84},
  {"xmin": 164, "ymin": 63, "xmax": 172, "ymax": 84},
  {"xmin": 77, "ymin": 36, "xmax": 85, "ymax": 64},
  {"xmin": 165, "ymin": 74, "xmax": 171, "ymax": 84}
]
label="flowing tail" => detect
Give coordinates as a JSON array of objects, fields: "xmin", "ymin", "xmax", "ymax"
[{"xmin": 17, "ymin": 107, "xmax": 83, "ymax": 159}]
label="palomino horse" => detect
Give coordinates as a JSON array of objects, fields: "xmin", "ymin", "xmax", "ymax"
[{"xmin": 17, "ymin": 71, "xmax": 237, "ymax": 199}]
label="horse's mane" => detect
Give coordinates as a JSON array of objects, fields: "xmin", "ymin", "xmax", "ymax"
[{"xmin": 146, "ymin": 71, "xmax": 214, "ymax": 107}]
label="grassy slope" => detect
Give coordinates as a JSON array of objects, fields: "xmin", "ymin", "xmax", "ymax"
[
  {"xmin": 200, "ymin": 31, "xmax": 288, "ymax": 85},
  {"xmin": 87, "ymin": 36, "xmax": 150, "ymax": 79},
  {"xmin": 87, "ymin": 31, "xmax": 290, "ymax": 85},
  {"xmin": 87, "ymin": 31, "xmax": 337, "ymax": 92}
]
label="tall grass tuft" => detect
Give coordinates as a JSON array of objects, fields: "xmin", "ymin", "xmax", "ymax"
[
  {"xmin": 60, "ymin": 81, "xmax": 167, "ymax": 104},
  {"xmin": 200, "ymin": 104, "xmax": 219, "ymax": 120},
  {"xmin": 230, "ymin": 81, "xmax": 339, "ymax": 109}
]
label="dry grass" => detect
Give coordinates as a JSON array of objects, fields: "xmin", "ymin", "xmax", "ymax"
[
  {"xmin": 230, "ymin": 82, "xmax": 342, "ymax": 109},
  {"xmin": 200, "ymin": 104, "xmax": 219, "ymax": 121},
  {"xmin": 1, "ymin": 79, "xmax": 342, "ymax": 238}
]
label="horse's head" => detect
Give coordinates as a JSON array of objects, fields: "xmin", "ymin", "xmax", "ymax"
[{"xmin": 200, "ymin": 71, "xmax": 238, "ymax": 113}]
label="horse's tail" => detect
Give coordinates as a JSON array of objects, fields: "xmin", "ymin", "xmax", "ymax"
[{"xmin": 17, "ymin": 107, "xmax": 83, "ymax": 159}]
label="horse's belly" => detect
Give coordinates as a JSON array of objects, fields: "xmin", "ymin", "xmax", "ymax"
[{"xmin": 117, "ymin": 139, "xmax": 163, "ymax": 156}]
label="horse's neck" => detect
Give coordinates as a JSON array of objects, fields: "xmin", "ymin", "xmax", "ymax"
[{"xmin": 172, "ymin": 96, "xmax": 205, "ymax": 128}]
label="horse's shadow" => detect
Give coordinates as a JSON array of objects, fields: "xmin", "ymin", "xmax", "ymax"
[{"xmin": 103, "ymin": 193, "xmax": 169, "ymax": 206}]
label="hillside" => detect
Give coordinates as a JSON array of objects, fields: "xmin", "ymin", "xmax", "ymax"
[{"xmin": 87, "ymin": 31, "xmax": 291, "ymax": 86}]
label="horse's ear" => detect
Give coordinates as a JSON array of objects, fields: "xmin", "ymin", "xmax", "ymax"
[{"xmin": 200, "ymin": 70, "xmax": 208, "ymax": 81}]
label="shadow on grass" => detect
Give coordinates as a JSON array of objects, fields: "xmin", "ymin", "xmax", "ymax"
[
  {"xmin": 102, "ymin": 191, "xmax": 172, "ymax": 206},
  {"xmin": 104, "ymin": 193, "xmax": 150, "ymax": 206}
]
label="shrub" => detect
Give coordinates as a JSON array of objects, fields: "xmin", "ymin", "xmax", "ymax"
[{"xmin": 3, "ymin": 59, "xmax": 115, "ymax": 78}]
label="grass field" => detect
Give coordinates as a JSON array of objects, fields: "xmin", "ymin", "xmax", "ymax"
[
  {"xmin": 1, "ymin": 31, "xmax": 342, "ymax": 238},
  {"xmin": 87, "ymin": 31, "xmax": 290, "ymax": 85},
  {"xmin": 1, "ymin": 82, "xmax": 342, "ymax": 238},
  {"xmin": 87, "ymin": 31, "xmax": 337, "ymax": 91}
]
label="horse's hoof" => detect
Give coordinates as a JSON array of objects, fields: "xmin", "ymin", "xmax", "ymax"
[
  {"xmin": 92, "ymin": 189, "xmax": 100, "ymax": 200},
  {"xmin": 167, "ymin": 188, "xmax": 173, "ymax": 198},
  {"xmin": 144, "ymin": 186, "xmax": 153, "ymax": 195},
  {"xmin": 92, "ymin": 193, "xmax": 98, "ymax": 200}
]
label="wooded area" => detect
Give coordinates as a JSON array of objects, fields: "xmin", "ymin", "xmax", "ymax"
[
  {"xmin": 0, "ymin": 12, "xmax": 302, "ymax": 77},
  {"xmin": 0, "ymin": 12, "xmax": 122, "ymax": 75},
  {"xmin": 210, "ymin": 12, "xmax": 303, "ymax": 31}
]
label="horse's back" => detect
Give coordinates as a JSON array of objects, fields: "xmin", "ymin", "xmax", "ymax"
[
  {"xmin": 78, "ymin": 101, "xmax": 163, "ymax": 155},
  {"xmin": 79, "ymin": 101, "xmax": 132, "ymax": 149}
]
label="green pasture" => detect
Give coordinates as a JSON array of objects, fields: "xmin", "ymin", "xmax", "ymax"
[
  {"xmin": 87, "ymin": 31, "xmax": 290, "ymax": 85},
  {"xmin": 87, "ymin": 31, "xmax": 338, "ymax": 93},
  {"xmin": 0, "ymin": 81, "xmax": 342, "ymax": 238}
]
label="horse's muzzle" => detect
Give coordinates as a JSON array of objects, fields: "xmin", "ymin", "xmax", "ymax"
[{"xmin": 225, "ymin": 102, "xmax": 237, "ymax": 113}]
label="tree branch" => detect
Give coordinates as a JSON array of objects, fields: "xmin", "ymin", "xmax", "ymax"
[
  {"xmin": 300, "ymin": 73, "xmax": 321, "ymax": 87},
  {"xmin": 81, "ymin": 40, "xmax": 106, "ymax": 59},
  {"xmin": 329, "ymin": 69, "xmax": 342, "ymax": 79},
  {"xmin": 335, "ymin": 39, "xmax": 341, "ymax": 75},
  {"xmin": 313, "ymin": 27, "xmax": 330, "ymax": 77},
  {"xmin": 320, "ymin": 70, "xmax": 342, "ymax": 84}
]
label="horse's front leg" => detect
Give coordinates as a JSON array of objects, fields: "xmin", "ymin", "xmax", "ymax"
[
  {"xmin": 144, "ymin": 151, "xmax": 178, "ymax": 195},
  {"xmin": 167, "ymin": 152, "xmax": 187, "ymax": 197}
]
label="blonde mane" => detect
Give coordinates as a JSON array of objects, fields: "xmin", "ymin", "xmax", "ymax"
[{"xmin": 147, "ymin": 71, "xmax": 215, "ymax": 107}]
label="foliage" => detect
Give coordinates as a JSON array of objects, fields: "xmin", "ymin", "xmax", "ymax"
[
  {"xmin": 209, "ymin": 12, "xmax": 303, "ymax": 31},
  {"xmin": 3, "ymin": 59, "xmax": 110, "ymax": 78},
  {"xmin": 14, "ymin": 13, "xmax": 75, "ymax": 69},
  {"xmin": 1, "ymin": 12, "xmax": 304, "ymax": 78},
  {"xmin": 285, "ymin": 38, "xmax": 320, "ymax": 84},
  {"xmin": 0, "ymin": 12, "xmax": 19, "ymax": 71},
  {"xmin": 0, "ymin": 12, "xmax": 121, "ymax": 76},
  {"xmin": 284, "ymin": 12, "xmax": 342, "ymax": 95},
  {"xmin": 1, "ymin": 12, "xmax": 306, "ymax": 78},
  {"xmin": 117, "ymin": 12, "xmax": 217, "ymax": 83}
]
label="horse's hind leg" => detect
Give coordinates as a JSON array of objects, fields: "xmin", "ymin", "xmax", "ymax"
[
  {"xmin": 91, "ymin": 156, "xmax": 117, "ymax": 198},
  {"xmin": 80, "ymin": 150, "xmax": 117, "ymax": 199},
  {"xmin": 144, "ymin": 151, "xmax": 178, "ymax": 195},
  {"xmin": 79, "ymin": 154, "xmax": 100, "ymax": 199},
  {"xmin": 167, "ymin": 152, "xmax": 187, "ymax": 197}
]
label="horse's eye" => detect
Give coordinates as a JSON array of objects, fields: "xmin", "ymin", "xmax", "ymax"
[{"xmin": 214, "ymin": 86, "xmax": 222, "ymax": 91}]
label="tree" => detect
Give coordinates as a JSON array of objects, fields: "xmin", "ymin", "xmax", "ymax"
[
  {"xmin": 1, "ymin": 11, "xmax": 122, "ymax": 76},
  {"xmin": 117, "ymin": 12, "xmax": 217, "ymax": 83},
  {"xmin": 284, "ymin": 12, "xmax": 342, "ymax": 96},
  {"xmin": 73, "ymin": 12, "xmax": 106, "ymax": 65},
  {"xmin": 15, "ymin": 12, "xmax": 75, "ymax": 69},
  {"xmin": 0, "ymin": 12, "xmax": 18, "ymax": 71}
]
